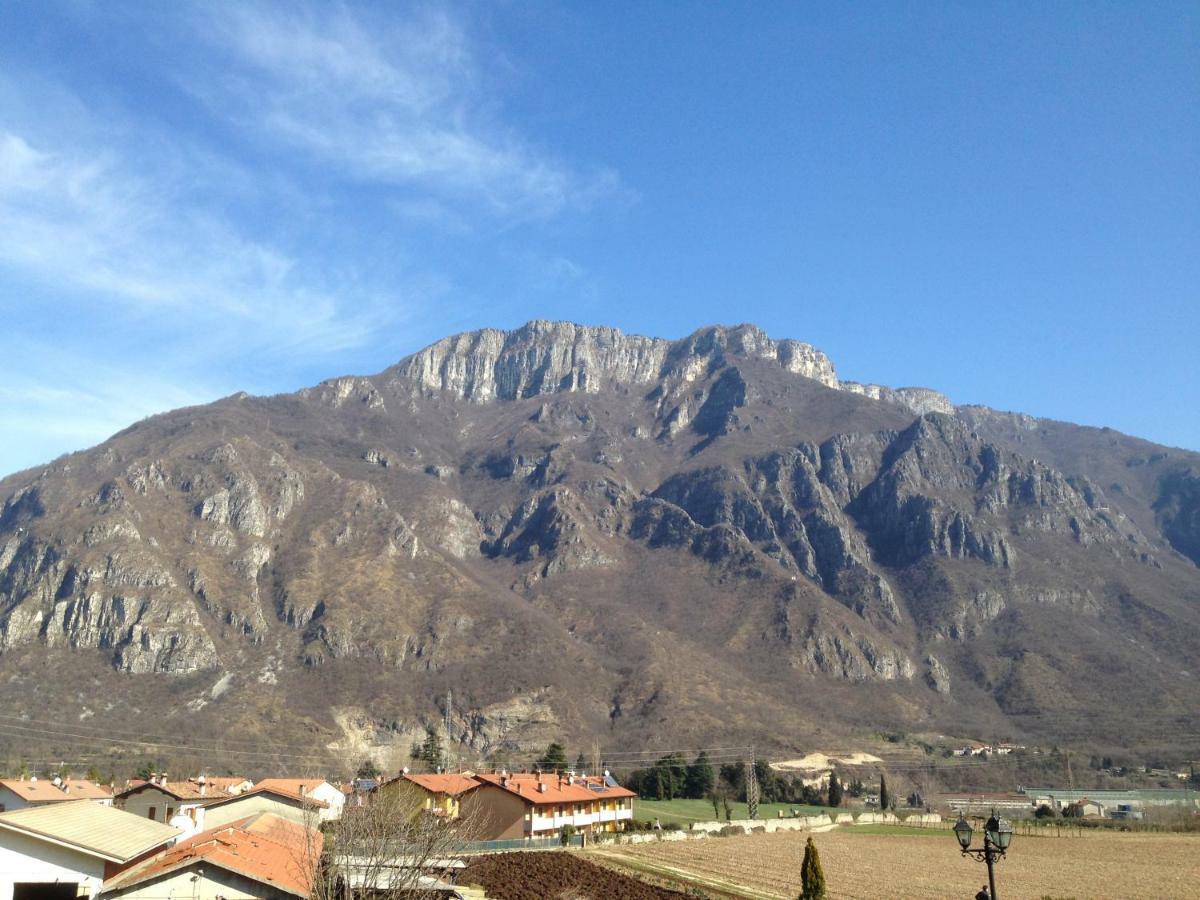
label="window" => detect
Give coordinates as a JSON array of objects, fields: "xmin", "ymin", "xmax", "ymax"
[
  {"xmin": 15, "ymin": 884, "xmax": 78, "ymax": 900},
  {"xmin": 148, "ymin": 806, "xmax": 157, "ymax": 820},
  {"xmin": 167, "ymin": 806, "xmax": 175, "ymax": 820}
]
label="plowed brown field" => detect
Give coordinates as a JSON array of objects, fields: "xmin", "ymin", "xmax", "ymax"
[
  {"xmin": 458, "ymin": 850, "xmax": 690, "ymax": 899},
  {"xmin": 589, "ymin": 828, "xmax": 1200, "ymax": 899}
]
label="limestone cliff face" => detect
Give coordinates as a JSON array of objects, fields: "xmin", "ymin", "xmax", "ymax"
[
  {"xmin": 0, "ymin": 320, "xmax": 1197, "ymax": 757},
  {"xmin": 389, "ymin": 321, "xmax": 948, "ymax": 416}
]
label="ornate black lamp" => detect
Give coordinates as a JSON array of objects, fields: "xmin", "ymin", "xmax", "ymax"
[{"xmin": 954, "ymin": 811, "xmax": 1013, "ymax": 899}]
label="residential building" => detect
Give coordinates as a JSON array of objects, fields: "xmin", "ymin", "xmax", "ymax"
[
  {"xmin": 461, "ymin": 771, "xmax": 635, "ymax": 840},
  {"xmin": 376, "ymin": 772, "xmax": 481, "ymax": 819},
  {"xmin": 0, "ymin": 778, "xmax": 113, "ymax": 813},
  {"xmin": 115, "ymin": 775, "xmax": 229, "ymax": 824},
  {"xmin": 0, "ymin": 800, "xmax": 179, "ymax": 900},
  {"xmin": 200, "ymin": 785, "xmax": 329, "ymax": 830},
  {"xmin": 101, "ymin": 812, "xmax": 321, "ymax": 900},
  {"xmin": 253, "ymin": 779, "xmax": 345, "ymax": 821}
]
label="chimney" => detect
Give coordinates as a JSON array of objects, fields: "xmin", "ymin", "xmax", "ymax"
[
  {"xmin": 198, "ymin": 774, "xmax": 206, "ymax": 796},
  {"xmin": 538, "ymin": 782, "xmax": 548, "ymax": 793},
  {"xmin": 299, "ymin": 784, "xmax": 307, "ymax": 796}
]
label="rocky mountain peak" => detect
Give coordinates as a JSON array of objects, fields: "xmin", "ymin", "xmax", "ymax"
[{"xmin": 388, "ymin": 320, "xmax": 948, "ymax": 415}]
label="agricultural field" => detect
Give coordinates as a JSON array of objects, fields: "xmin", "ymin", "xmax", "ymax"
[
  {"xmin": 457, "ymin": 851, "xmax": 689, "ymax": 899},
  {"xmin": 589, "ymin": 826, "xmax": 1200, "ymax": 899},
  {"xmin": 634, "ymin": 798, "xmax": 832, "ymax": 825}
]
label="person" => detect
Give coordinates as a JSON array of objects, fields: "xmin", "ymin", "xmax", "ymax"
[{"xmin": 975, "ymin": 886, "xmax": 989, "ymax": 900}]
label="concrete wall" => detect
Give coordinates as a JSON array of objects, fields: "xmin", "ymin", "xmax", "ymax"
[
  {"xmin": 687, "ymin": 811, "xmax": 939, "ymax": 833},
  {"xmin": 690, "ymin": 814, "xmax": 834, "ymax": 834},
  {"xmin": 308, "ymin": 784, "xmax": 345, "ymax": 821},
  {"xmin": 0, "ymin": 829, "xmax": 107, "ymax": 900},
  {"xmin": 601, "ymin": 830, "xmax": 702, "ymax": 845}
]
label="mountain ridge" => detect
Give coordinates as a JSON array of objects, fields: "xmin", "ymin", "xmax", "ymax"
[{"xmin": 1, "ymin": 320, "xmax": 1197, "ymax": 765}]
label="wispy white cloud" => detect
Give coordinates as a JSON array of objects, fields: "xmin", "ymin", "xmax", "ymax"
[
  {"xmin": 190, "ymin": 3, "xmax": 620, "ymax": 221},
  {"xmin": 0, "ymin": 128, "xmax": 382, "ymax": 355}
]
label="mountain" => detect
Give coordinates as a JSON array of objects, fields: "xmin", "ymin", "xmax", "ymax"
[{"xmin": 1, "ymin": 321, "xmax": 1197, "ymax": 766}]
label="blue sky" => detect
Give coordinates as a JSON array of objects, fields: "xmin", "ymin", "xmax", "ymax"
[{"xmin": 1, "ymin": 2, "xmax": 1196, "ymax": 477}]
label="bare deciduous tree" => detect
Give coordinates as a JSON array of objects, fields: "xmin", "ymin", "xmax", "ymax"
[{"xmin": 303, "ymin": 787, "xmax": 492, "ymax": 899}]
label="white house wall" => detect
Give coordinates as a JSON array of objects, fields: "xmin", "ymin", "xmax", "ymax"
[{"xmin": 0, "ymin": 829, "xmax": 107, "ymax": 900}]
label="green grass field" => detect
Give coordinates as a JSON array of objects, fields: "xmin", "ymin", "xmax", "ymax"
[{"xmin": 633, "ymin": 798, "xmax": 833, "ymax": 825}]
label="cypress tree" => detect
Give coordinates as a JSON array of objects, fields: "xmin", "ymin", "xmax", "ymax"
[
  {"xmin": 879, "ymin": 773, "xmax": 889, "ymax": 811},
  {"xmin": 799, "ymin": 835, "xmax": 827, "ymax": 899},
  {"xmin": 827, "ymin": 771, "xmax": 843, "ymax": 808},
  {"xmin": 685, "ymin": 751, "xmax": 716, "ymax": 799}
]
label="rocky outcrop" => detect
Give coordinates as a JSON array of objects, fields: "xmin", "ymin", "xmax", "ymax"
[{"xmin": 842, "ymin": 383, "xmax": 953, "ymax": 415}]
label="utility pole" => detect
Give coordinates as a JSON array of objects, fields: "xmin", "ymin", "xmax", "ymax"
[
  {"xmin": 443, "ymin": 690, "xmax": 454, "ymax": 770},
  {"xmin": 746, "ymin": 749, "xmax": 760, "ymax": 820},
  {"xmin": 591, "ymin": 741, "xmax": 601, "ymax": 778}
]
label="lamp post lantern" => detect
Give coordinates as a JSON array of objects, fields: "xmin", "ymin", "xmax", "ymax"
[{"xmin": 953, "ymin": 811, "xmax": 1013, "ymax": 899}]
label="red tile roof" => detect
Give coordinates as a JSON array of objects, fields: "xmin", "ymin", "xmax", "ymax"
[
  {"xmin": 254, "ymin": 778, "xmax": 335, "ymax": 796},
  {"xmin": 190, "ymin": 776, "xmax": 251, "ymax": 792},
  {"xmin": 0, "ymin": 778, "xmax": 113, "ymax": 803},
  {"xmin": 116, "ymin": 780, "xmax": 231, "ymax": 802},
  {"xmin": 104, "ymin": 813, "xmax": 322, "ymax": 898},
  {"xmin": 397, "ymin": 773, "xmax": 482, "ymax": 797},
  {"xmin": 474, "ymin": 773, "xmax": 635, "ymax": 806}
]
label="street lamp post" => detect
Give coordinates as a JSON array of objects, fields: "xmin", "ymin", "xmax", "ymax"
[{"xmin": 953, "ymin": 811, "xmax": 1013, "ymax": 899}]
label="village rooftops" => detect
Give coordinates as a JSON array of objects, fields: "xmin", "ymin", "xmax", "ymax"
[
  {"xmin": 204, "ymin": 784, "xmax": 330, "ymax": 809},
  {"xmin": 254, "ymin": 777, "xmax": 333, "ymax": 797},
  {"xmin": 189, "ymin": 775, "xmax": 251, "ymax": 792},
  {"xmin": 0, "ymin": 776, "xmax": 113, "ymax": 803},
  {"xmin": 116, "ymin": 778, "xmax": 231, "ymax": 802},
  {"xmin": 474, "ymin": 772, "xmax": 636, "ymax": 805},
  {"xmin": 103, "ymin": 812, "xmax": 321, "ymax": 898},
  {"xmin": 0, "ymin": 799, "xmax": 179, "ymax": 862}
]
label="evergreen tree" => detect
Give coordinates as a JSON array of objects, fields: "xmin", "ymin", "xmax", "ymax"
[
  {"xmin": 719, "ymin": 760, "xmax": 746, "ymax": 799},
  {"xmin": 711, "ymin": 793, "xmax": 721, "ymax": 819},
  {"xmin": 537, "ymin": 741, "xmax": 569, "ymax": 773},
  {"xmin": 574, "ymin": 752, "xmax": 587, "ymax": 772},
  {"xmin": 879, "ymin": 773, "xmax": 889, "ymax": 811},
  {"xmin": 420, "ymin": 727, "xmax": 444, "ymax": 769},
  {"xmin": 653, "ymin": 753, "xmax": 687, "ymax": 799},
  {"xmin": 356, "ymin": 759, "xmax": 381, "ymax": 780},
  {"xmin": 685, "ymin": 751, "xmax": 716, "ymax": 799},
  {"xmin": 798, "ymin": 836, "xmax": 827, "ymax": 899},
  {"xmin": 827, "ymin": 771, "xmax": 843, "ymax": 808},
  {"xmin": 85, "ymin": 765, "xmax": 102, "ymax": 784}
]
